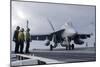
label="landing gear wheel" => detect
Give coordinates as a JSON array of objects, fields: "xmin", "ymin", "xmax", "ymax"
[
  {"xmin": 50, "ymin": 45, "xmax": 53, "ymax": 51},
  {"xmin": 69, "ymin": 45, "xmax": 71, "ymax": 50},
  {"xmin": 66, "ymin": 45, "xmax": 68, "ymax": 50},
  {"xmin": 72, "ymin": 44, "xmax": 74, "ymax": 50}
]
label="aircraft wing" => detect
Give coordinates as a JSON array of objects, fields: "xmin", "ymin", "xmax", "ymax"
[
  {"xmin": 31, "ymin": 29, "xmax": 65, "ymax": 41},
  {"xmin": 72, "ymin": 33, "xmax": 92, "ymax": 45},
  {"xmin": 74, "ymin": 33, "xmax": 91, "ymax": 39}
]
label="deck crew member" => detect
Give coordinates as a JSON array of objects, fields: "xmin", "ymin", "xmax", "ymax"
[
  {"xmin": 18, "ymin": 28, "xmax": 25, "ymax": 54},
  {"xmin": 13, "ymin": 26, "xmax": 20, "ymax": 53},
  {"xmin": 25, "ymin": 28, "xmax": 31, "ymax": 53}
]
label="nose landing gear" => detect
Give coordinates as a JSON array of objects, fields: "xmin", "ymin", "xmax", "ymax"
[{"xmin": 50, "ymin": 45, "xmax": 53, "ymax": 51}]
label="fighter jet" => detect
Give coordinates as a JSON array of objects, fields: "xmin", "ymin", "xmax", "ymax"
[{"xmin": 31, "ymin": 18, "xmax": 92, "ymax": 51}]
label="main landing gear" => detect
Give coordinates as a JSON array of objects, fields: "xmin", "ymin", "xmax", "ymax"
[
  {"xmin": 49, "ymin": 43, "xmax": 75, "ymax": 51},
  {"xmin": 66, "ymin": 44, "xmax": 74, "ymax": 50}
]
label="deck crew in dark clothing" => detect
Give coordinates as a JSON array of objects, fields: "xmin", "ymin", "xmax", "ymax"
[{"xmin": 13, "ymin": 26, "xmax": 20, "ymax": 53}]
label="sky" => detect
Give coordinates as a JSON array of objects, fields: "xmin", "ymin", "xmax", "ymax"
[{"xmin": 11, "ymin": 1, "xmax": 96, "ymax": 50}]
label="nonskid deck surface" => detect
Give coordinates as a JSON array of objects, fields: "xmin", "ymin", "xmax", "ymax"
[
  {"xmin": 32, "ymin": 47, "xmax": 96, "ymax": 62},
  {"xmin": 32, "ymin": 47, "xmax": 96, "ymax": 53}
]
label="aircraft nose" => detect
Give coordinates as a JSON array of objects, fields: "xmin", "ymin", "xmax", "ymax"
[
  {"xmin": 72, "ymin": 29, "xmax": 76, "ymax": 34},
  {"xmin": 70, "ymin": 28, "xmax": 76, "ymax": 34}
]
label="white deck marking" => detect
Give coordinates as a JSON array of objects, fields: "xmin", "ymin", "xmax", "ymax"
[
  {"xmin": 11, "ymin": 59, "xmax": 38, "ymax": 66},
  {"xmin": 12, "ymin": 54, "xmax": 63, "ymax": 65}
]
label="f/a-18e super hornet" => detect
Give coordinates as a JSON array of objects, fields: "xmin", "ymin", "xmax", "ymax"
[{"xmin": 31, "ymin": 18, "xmax": 92, "ymax": 51}]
